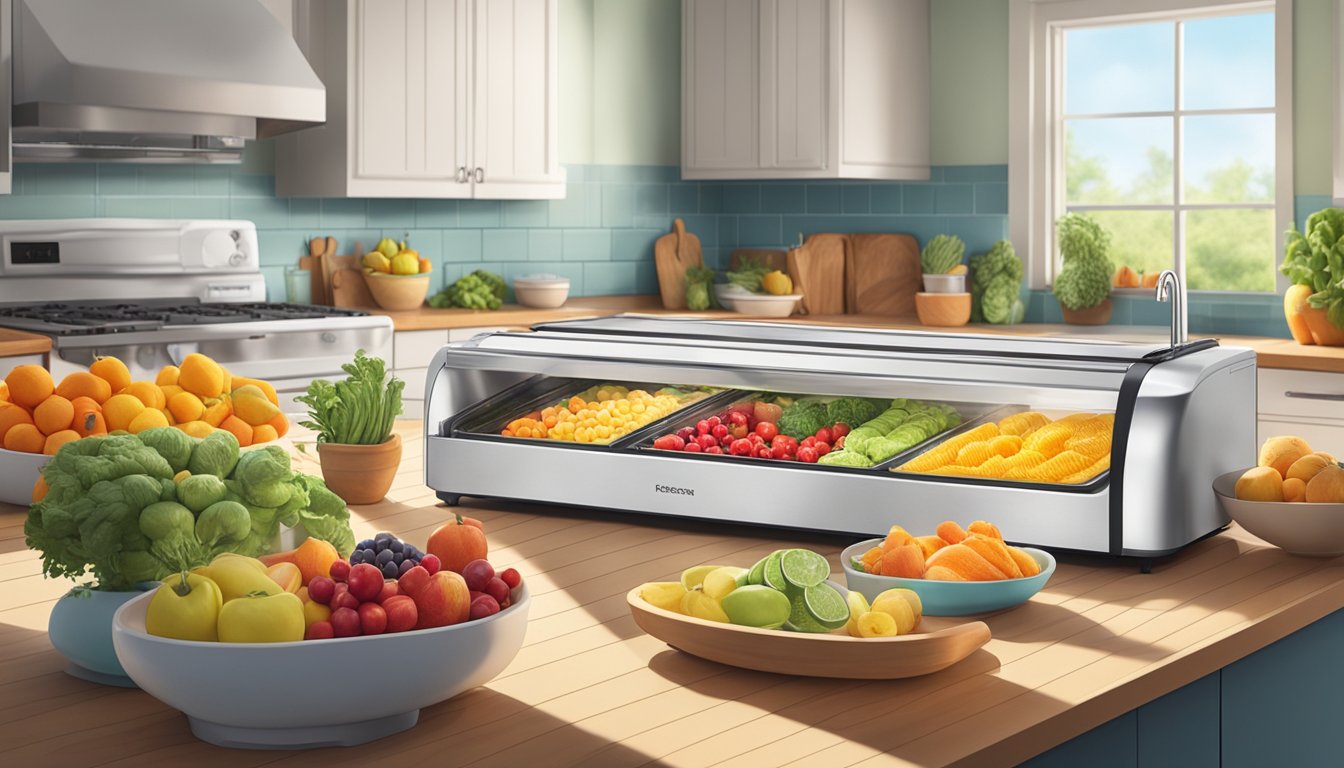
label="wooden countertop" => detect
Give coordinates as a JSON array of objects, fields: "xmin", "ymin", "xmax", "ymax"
[
  {"xmin": 3, "ymin": 422, "xmax": 1343, "ymax": 766},
  {"xmin": 371, "ymin": 295, "xmax": 1344, "ymax": 374},
  {"xmin": 0, "ymin": 328, "xmax": 51, "ymax": 358}
]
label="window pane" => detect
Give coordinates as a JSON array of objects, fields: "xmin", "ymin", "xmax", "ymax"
[
  {"xmin": 1074, "ymin": 209, "xmax": 1173, "ymax": 278},
  {"xmin": 1064, "ymin": 22, "xmax": 1174, "ymax": 115},
  {"xmin": 1183, "ymin": 13, "xmax": 1274, "ymax": 110},
  {"xmin": 1186, "ymin": 208, "xmax": 1276, "ymax": 292},
  {"xmin": 1183, "ymin": 115, "xmax": 1274, "ymax": 203},
  {"xmin": 1065, "ymin": 118, "xmax": 1173, "ymax": 205}
]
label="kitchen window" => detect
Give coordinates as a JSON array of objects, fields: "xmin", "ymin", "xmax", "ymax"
[{"xmin": 1009, "ymin": 0, "xmax": 1293, "ymax": 293}]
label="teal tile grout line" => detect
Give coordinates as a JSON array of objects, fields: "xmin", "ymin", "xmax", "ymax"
[{"xmin": 0, "ymin": 162, "xmax": 1319, "ymax": 336}]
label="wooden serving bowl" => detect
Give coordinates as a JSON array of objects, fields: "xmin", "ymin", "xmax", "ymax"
[
  {"xmin": 915, "ymin": 292, "xmax": 971, "ymax": 327},
  {"xmin": 364, "ymin": 272, "xmax": 431, "ymax": 311}
]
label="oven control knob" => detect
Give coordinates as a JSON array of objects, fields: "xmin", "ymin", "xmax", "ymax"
[
  {"xmin": 228, "ymin": 252, "xmax": 244, "ymax": 266},
  {"xmin": 321, "ymin": 332, "xmax": 336, "ymax": 343}
]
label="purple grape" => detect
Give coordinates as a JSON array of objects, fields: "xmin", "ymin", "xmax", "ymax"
[
  {"xmin": 376, "ymin": 549, "xmax": 395, "ymax": 566},
  {"xmin": 381, "ymin": 561, "xmax": 399, "ymax": 578},
  {"xmin": 398, "ymin": 559, "xmax": 415, "ymax": 576},
  {"xmin": 389, "ymin": 540, "xmax": 403, "ymax": 554}
]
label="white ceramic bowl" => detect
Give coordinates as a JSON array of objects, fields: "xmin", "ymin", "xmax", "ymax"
[
  {"xmin": 1213, "ymin": 469, "xmax": 1344, "ymax": 556},
  {"xmin": 922, "ymin": 274, "xmax": 967, "ymax": 294},
  {"xmin": 0, "ymin": 447, "xmax": 50, "ymax": 505},
  {"xmin": 723, "ymin": 292, "xmax": 802, "ymax": 318},
  {"xmin": 112, "ymin": 585, "xmax": 530, "ymax": 749},
  {"xmin": 513, "ymin": 274, "xmax": 570, "ymax": 308}
]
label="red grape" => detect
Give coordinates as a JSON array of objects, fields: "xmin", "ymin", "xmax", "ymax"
[
  {"xmin": 705, "ymin": 445, "xmax": 723, "ymax": 454},
  {"xmin": 462, "ymin": 559, "xmax": 496, "ymax": 592},
  {"xmin": 728, "ymin": 411, "xmax": 749, "ymax": 427},
  {"xmin": 328, "ymin": 560, "xmax": 350, "ymax": 583},
  {"xmin": 500, "ymin": 568, "xmax": 522, "ymax": 589},
  {"xmin": 347, "ymin": 563, "xmax": 385, "ymax": 602},
  {"xmin": 307, "ymin": 576, "xmax": 335, "ymax": 605},
  {"xmin": 419, "ymin": 553, "xmax": 441, "ymax": 575},
  {"xmin": 304, "ymin": 621, "xmax": 334, "ymax": 641},
  {"xmin": 358, "ymin": 602, "xmax": 388, "ymax": 635},
  {"xmin": 330, "ymin": 607, "xmax": 361, "ymax": 637},
  {"xmin": 676, "ymin": 427, "xmax": 695, "ymax": 441},
  {"xmin": 684, "ymin": 441, "xmax": 702, "ymax": 453},
  {"xmin": 470, "ymin": 594, "xmax": 501, "ymax": 620},
  {"xmin": 382, "ymin": 595, "xmax": 418, "ymax": 632},
  {"xmin": 485, "ymin": 577, "xmax": 510, "ymax": 604}
]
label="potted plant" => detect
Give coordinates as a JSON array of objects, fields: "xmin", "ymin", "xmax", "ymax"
[
  {"xmin": 920, "ymin": 234, "xmax": 968, "ymax": 293},
  {"xmin": 1281, "ymin": 207, "xmax": 1344, "ymax": 346},
  {"xmin": 297, "ymin": 350, "xmax": 406, "ymax": 504},
  {"xmin": 970, "ymin": 240, "xmax": 1026, "ymax": 324},
  {"xmin": 1053, "ymin": 213, "xmax": 1114, "ymax": 325}
]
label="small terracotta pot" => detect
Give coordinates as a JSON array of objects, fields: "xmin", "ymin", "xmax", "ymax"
[
  {"xmin": 915, "ymin": 292, "xmax": 971, "ymax": 327},
  {"xmin": 1301, "ymin": 305, "xmax": 1344, "ymax": 346},
  {"xmin": 317, "ymin": 433, "xmax": 402, "ymax": 505},
  {"xmin": 1061, "ymin": 298, "xmax": 1113, "ymax": 325}
]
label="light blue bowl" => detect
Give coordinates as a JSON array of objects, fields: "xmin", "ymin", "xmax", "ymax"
[{"xmin": 840, "ymin": 538, "xmax": 1056, "ymax": 616}]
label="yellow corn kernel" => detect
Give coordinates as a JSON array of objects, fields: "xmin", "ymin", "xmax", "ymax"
[
  {"xmin": 955, "ymin": 441, "xmax": 997, "ymax": 467},
  {"xmin": 989, "ymin": 434, "xmax": 1023, "ymax": 458}
]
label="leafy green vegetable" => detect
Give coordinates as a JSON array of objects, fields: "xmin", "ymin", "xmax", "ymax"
[
  {"xmin": 188, "ymin": 431, "xmax": 240, "ymax": 478},
  {"xmin": 777, "ymin": 400, "xmax": 830, "ymax": 439},
  {"xmin": 177, "ymin": 474, "xmax": 226, "ymax": 514},
  {"xmin": 137, "ymin": 427, "xmax": 195, "ymax": 474},
  {"xmin": 297, "ymin": 349, "xmax": 405, "ymax": 446},
  {"xmin": 196, "ymin": 501, "xmax": 251, "ymax": 552},
  {"xmin": 921, "ymin": 235, "xmax": 965, "ymax": 274},
  {"xmin": 726, "ymin": 255, "xmax": 772, "ymax": 293},
  {"xmin": 1053, "ymin": 214, "xmax": 1114, "ymax": 311},
  {"xmin": 292, "ymin": 474, "xmax": 356, "ymax": 556},
  {"xmin": 841, "ymin": 400, "xmax": 961, "ymax": 464},
  {"xmin": 825, "ymin": 397, "xmax": 883, "ymax": 428},
  {"xmin": 1282, "ymin": 207, "xmax": 1344, "ymax": 329},
  {"xmin": 817, "ymin": 450, "xmax": 874, "ymax": 468},
  {"xmin": 428, "ymin": 270, "xmax": 506, "ymax": 310},
  {"xmin": 232, "ymin": 446, "xmax": 295, "ymax": 508},
  {"xmin": 971, "ymin": 240, "xmax": 1025, "ymax": 324},
  {"xmin": 684, "ymin": 266, "xmax": 716, "ymax": 311}
]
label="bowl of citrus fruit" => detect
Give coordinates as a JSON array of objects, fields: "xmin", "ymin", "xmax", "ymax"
[
  {"xmin": 0, "ymin": 355, "xmax": 289, "ymax": 505},
  {"xmin": 1214, "ymin": 436, "xmax": 1344, "ymax": 556}
]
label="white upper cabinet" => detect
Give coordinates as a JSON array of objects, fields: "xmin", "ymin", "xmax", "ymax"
[
  {"xmin": 682, "ymin": 0, "xmax": 930, "ymax": 181},
  {"xmin": 277, "ymin": 0, "xmax": 563, "ymax": 199}
]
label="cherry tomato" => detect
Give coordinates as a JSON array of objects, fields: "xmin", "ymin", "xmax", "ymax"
[
  {"xmin": 831, "ymin": 423, "xmax": 851, "ymax": 438},
  {"xmin": 748, "ymin": 433, "xmax": 765, "ymax": 445},
  {"xmin": 705, "ymin": 445, "xmax": 723, "ymax": 454},
  {"xmin": 728, "ymin": 411, "xmax": 749, "ymax": 427},
  {"xmin": 706, "ymin": 415, "xmax": 721, "ymax": 428},
  {"xmin": 797, "ymin": 446, "xmax": 819, "ymax": 463},
  {"xmin": 771, "ymin": 434, "xmax": 796, "ymax": 449},
  {"xmin": 711, "ymin": 424, "xmax": 730, "ymax": 439},
  {"xmin": 814, "ymin": 441, "xmax": 831, "ymax": 456},
  {"xmin": 770, "ymin": 444, "xmax": 790, "ymax": 460},
  {"xmin": 729, "ymin": 423, "xmax": 749, "ymax": 439},
  {"xmin": 801, "ymin": 436, "xmax": 816, "ymax": 448},
  {"xmin": 730, "ymin": 438, "xmax": 754, "ymax": 456},
  {"xmin": 684, "ymin": 441, "xmax": 703, "ymax": 452},
  {"xmin": 755, "ymin": 422, "xmax": 779, "ymax": 441},
  {"xmin": 696, "ymin": 420, "xmax": 711, "ymax": 435},
  {"xmin": 814, "ymin": 427, "xmax": 832, "ymax": 445},
  {"xmin": 697, "ymin": 434, "xmax": 718, "ymax": 449},
  {"xmin": 756, "ymin": 445, "xmax": 773, "ymax": 459},
  {"xmin": 653, "ymin": 434, "xmax": 685, "ymax": 451}
]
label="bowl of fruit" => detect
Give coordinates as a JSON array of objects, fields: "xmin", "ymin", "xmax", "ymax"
[
  {"xmin": 1213, "ymin": 436, "xmax": 1344, "ymax": 556},
  {"xmin": 112, "ymin": 529, "xmax": 527, "ymax": 749},
  {"xmin": 629, "ymin": 548, "xmax": 991, "ymax": 679},
  {"xmin": 841, "ymin": 520, "xmax": 1055, "ymax": 616}
]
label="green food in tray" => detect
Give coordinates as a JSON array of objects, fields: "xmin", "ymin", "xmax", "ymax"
[{"xmin": 843, "ymin": 399, "xmax": 962, "ymax": 464}]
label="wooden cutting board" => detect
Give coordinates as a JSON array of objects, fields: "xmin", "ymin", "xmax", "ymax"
[
  {"xmin": 730, "ymin": 249, "xmax": 788, "ymax": 273},
  {"xmin": 654, "ymin": 219, "xmax": 703, "ymax": 309},
  {"xmin": 846, "ymin": 233, "xmax": 922, "ymax": 316},
  {"xmin": 331, "ymin": 268, "xmax": 377, "ymax": 309},
  {"xmin": 787, "ymin": 234, "xmax": 847, "ymax": 315}
]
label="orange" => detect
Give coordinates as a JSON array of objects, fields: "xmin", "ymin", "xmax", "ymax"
[
  {"xmin": 42, "ymin": 429, "xmax": 80, "ymax": 455},
  {"xmin": 121, "ymin": 381, "xmax": 166, "ymax": 410},
  {"xmin": 155, "ymin": 365, "xmax": 180, "ymax": 387},
  {"xmin": 292, "ymin": 537, "xmax": 340, "ymax": 583},
  {"xmin": 159, "ymin": 384, "xmax": 185, "ymax": 401},
  {"xmin": 202, "ymin": 398, "xmax": 232, "ymax": 427},
  {"xmin": 167, "ymin": 391, "xmax": 205, "ymax": 423},
  {"xmin": 220, "ymin": 367, "xmax": 233, "ymax": 397},
  {"xmin": 0, "ymin": 381, "xmax": 8, "ymax": 401},
  {"xmin": 232, "ymin": 376, "xmax": 279, "ymax": 404},
  {"xmin": 55, "ymin": 371, "xmax": 112, "ymax": 404},
  {"xmin": 178, "ymin": 353, "xmax": 224, "ymax": 398},
  {"xmin": 219, "ymin": 415, "xmax": 254, "ymax": 447},
  {"xmin": 4, "ymin": 423, "xmax": 45, "ymax": 453},
  {"xmin": 176, "ymin": 420, "xmax": 214, "ymax": 438},
  {"xmin": 103, "ymin": 394, "xmax": 146, "ymax": 432},
  {"xmin": 33, "ymin": 395, "xmax": 74, "ymax": 436},
  {"xmin": 89, "ymin": 357, "xmax": 131, "ymax": 394},
  {"xmin": 128, "ymin": 408, "xmax": 169, "ymax": 434},
  {"xmin": 5, "ymin": 365, "xmax": 54, "ymax": 409},
  {"xmin": 0, "ymin": 404, "xmax": 35, "ymax": 441},
  {"xmin": 160, "ymin": 407, "xmax": 175, "ymax": 426},
  {"xmin": 268, "ymin": 412, "xmax": 289, "ymax": 437},
  {"xmin": 69, "ymin": 397, "xmax": 105, "ymax": 437},
  {"xmin": 32, "ymin": 475, "xmax": 48, "ymax": 503},
  {"xmin": 251, "ymin": 424, "xmax": 279, "ymax": 444}
]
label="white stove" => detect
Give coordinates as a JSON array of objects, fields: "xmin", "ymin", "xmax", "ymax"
[{"xmin": 0, "ymin": 219, "xmax": 394, "ymax": 412}]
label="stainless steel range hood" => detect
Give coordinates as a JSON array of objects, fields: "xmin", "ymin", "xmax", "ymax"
[{"xmin": 9, "ymin": 0, "xmax": 325, "ymax": 163}]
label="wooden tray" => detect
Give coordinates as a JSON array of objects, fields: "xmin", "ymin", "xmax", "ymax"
[{"xmin": 627, "ymin": 587, "xmax": 990, "ymax": 679}]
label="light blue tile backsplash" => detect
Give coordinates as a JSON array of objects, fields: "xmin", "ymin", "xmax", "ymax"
[{"xmin": 0, "ymin": 162, "xmax": 1326, "ymax": 337}]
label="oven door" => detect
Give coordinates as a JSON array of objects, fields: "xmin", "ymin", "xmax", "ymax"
[{"xmin": 51, "ymin": 320, "xmax": 394, "ymax": 414}]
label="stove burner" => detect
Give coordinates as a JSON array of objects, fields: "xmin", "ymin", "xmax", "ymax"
[{"xmin": 0, "ymin": 301, "xmax": 371, "ymax": 336}]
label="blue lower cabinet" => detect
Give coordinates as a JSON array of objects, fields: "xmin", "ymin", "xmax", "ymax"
[{"xmin": 1022, "ymin": 609, "xmax": 1344, "ymax": 767}]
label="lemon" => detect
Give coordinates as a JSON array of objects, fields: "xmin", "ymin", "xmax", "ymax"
[
  {"xmin": 762, "ymin": 270, "xmax": 793, "ymax": 295},
  {"xmin": 391, "ymin": 252, "xmax": 420, "ymax": 275},
  {"xmin": 702, "ymin": 566, "xmax": 747, "ymax": 600},
  {"xmin": 639, "ymin": 582, "xmax": 688, "ymax": 613}
]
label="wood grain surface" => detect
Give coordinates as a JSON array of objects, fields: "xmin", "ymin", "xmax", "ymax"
[
  {"xmin": 788, "ymin": 235, "xmax": 847, "ymax": 315},
  {"xmin": 654, "ymin": 220, "xmax": 704, "ymax": 310},
  {"xmin": 0, "ymin": 329, "xmax": 51, "ymax": 358},
  {"xmin": 3, "ymin": 422, "xmax": 1344, "ymax": 766},
  {"xmin": 846, "ymin": 234, "xmax": 922, "ymax": 317}
]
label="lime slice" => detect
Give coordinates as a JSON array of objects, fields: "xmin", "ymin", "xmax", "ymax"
[
  {"xmin": 785, "ymin": 590, "xmax": 828, "ymax": 633},
  {"xmin": 680, "ymin": 564, "xmax": 727, "ymax": 590},
  {"xmin": 804, "ymin": 584, "xmax": 850, "ymax": 630},
  {"xmin": 763, "ymin": 550, "xmax": 788, "ymax": 592},
  {"xmin": 749, "ymin": 556, "xmax": 768, "ymax": 585},
  {"xmin": 780, "ymin": 549, "xmax": 830, "ymax": 589}
]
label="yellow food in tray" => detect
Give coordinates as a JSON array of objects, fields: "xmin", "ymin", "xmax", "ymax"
[
  {"xmin": 499, "ymin": 384, "xmax": 707, "ymax": 445},
  {"xmin": 896, "ymin": 411, "xmax": 1113, "ymax": 485}
]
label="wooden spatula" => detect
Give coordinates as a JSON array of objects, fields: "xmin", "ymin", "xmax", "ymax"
[{"xmin": 654, "ymin": 219, "xmax": 704, "ymax": 309}]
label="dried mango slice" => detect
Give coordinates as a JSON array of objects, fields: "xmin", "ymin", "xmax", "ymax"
[
  {"xmin": 1022, "ymin": 422, "xmax": 1074, "ymax": 456},
  {"xmin": 1018, "ymin": 449, "xmax": 1093, "ymax": 482},
  {"xmin": 1066, "ymin": 432, "xmax": 1112, "ymax": 459},
  {"xmin": 954, "ymin": 440, "xmax": 997, "ymax": 467},
  {"xmin": 1055, "ymin": 412, "xmax": 1097, "ymax": 424},
  {"xmin": 999, "ymin": 411, "xmax": 1050, "ymax": 437},
  {"xmin": 1002, "ymin": 449, "xmax": 1048, "ymax": 472},
  {"xmin": 899, "ymin": 423, "xmax": 1000, "ymax": 472},
  {"xmin": 989, "ymin": 434, "xmax": 1023, "ymax": 457},
  {"xmin": 1059, "ymin": 453, "xmax": 1112, "ymax": 484}
]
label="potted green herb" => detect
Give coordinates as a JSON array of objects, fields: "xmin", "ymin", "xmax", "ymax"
[
  {"xmin": 1281, "ymin": 207, "xmax": 1344, "ymax": 345},
  {"xmin": 297, "ymin": 350, "xmax": 406, "ymax": 504},
  {"xmin": 920, "ymin": 234, "xmax": 968, "ymax": 293},
  {"xmin": 1053, "ymin": 213, "xmax": 1114, "ymax": 324}
]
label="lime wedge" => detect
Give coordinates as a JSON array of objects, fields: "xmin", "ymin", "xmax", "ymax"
[
  {"xmin": 763, "ymin": 550, "xmax": 788, "ymax": 592},
  {"xmin": 780, "ymin": 549, "xmax": 830, "ymax": 589},
  {"xmin": 804, "ymin": 583, "xmax": 850, "ymax": 630}
]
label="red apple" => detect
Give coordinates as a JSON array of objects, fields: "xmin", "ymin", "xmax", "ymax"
[
  {"xmin": 398, "ymin": 564, "xmax": 430, "ymax": 595},
  {"xmin": 410, "ymin": 570, "xmax": 471, "ymax": 628},
  {"xmin": 376, "ymin": 579, "xmax": 400, "ymax": 604},
  {"xmin": 382, "ymin": 595, "xmax": 418, "ymax": 633}
]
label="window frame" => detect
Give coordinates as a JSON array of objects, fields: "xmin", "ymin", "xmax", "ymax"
[{"xmin": 1009, "ymin": 0, "xmax": 1294, "ymax": 294}]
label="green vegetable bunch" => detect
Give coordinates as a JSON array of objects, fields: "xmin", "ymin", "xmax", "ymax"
[
  {"xmin": 921, "ymin": 235, "xmax": 965, "ymax": 275},
  {"xmin": 971, "ymin": 240, "xmax": 1026, "ymax": 324},
  {"xmin": 726, "ymin": 255, "xmax": 772, "ymax": 293},
  {"xmin": 297, "ymin": 350, "xmax": 404, "ymax": 446},
  {"xmin": 825, "ymin": 397, "xmax": 884, "ymax": 428},
  {"xmin": 428, "ymin": 270, "xmax": 506, "ymax": 309},
  {"xmin": 820, "ymin": 399, "xmax": 961, "ymax": 467},
  {"xmin": 1282, "ymin": 207, "xmax": 1344, "ymax": 329},
  {"xmin": 684, "ymin": 266, "xmax": 716, "ymax": 311},
  {"xmin": 1053, "ymin": 213, "xmax": 1113, "ymax": 311},
  {"xmin": 777, "ymin": 399, "xmax": 830, "ymax": 440},
  {"xmin": 24, "ymin": 429, "xmax": 355, "ymax": 591}
]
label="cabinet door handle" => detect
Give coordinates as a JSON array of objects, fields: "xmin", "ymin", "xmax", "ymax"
[
  {"xmin": 474, "ymin": 167, "xmax": 485, "ymax": 183},
  {"xmin": 455, "ymin": 166, "xmax": 468, "ymax": 183},
  {"xmin": 1284, "ymin": 391, "xmax": 1344, "ymax": 402}
]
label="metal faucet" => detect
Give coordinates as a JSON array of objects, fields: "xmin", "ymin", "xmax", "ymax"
[{"xmin": 1154, "ymin": 269, "xmax": 1187, "ymax": 349}]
